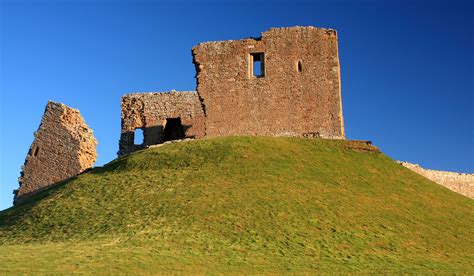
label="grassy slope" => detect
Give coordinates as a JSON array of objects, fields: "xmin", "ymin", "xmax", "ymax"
[{"xmin": 0, "ymin": 136, "xmax": 473, "ymax": 273}]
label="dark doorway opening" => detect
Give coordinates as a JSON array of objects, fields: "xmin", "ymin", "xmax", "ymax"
[{"xmin": 163, "ymin": 117, "xmax": 185, "ymax": 142}]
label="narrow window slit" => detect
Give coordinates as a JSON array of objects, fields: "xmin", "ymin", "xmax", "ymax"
[
  {"xmin": 250, "ymin": 52, "xmax": 265, "ymax": 78},
  {"xmin": 297, "ymin": 60, "xmax": 303, "ymax": 73},
  {"xmin": 134, "ymin": 128, "xmax": 144, "ymax": 145}
]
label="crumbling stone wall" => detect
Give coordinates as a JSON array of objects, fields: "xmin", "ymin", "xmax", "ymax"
[
  {"xmin": 119, "ymin": 91, "xmax": 205, "ymax": 156},
  {"xmin": 14, "ymin": 101, "xmax": 97, "ymax": 204},
  {"xmin": 119, "ymin": 26, "xmax": 345, "ymax": 155},
  {"xmin": 399, "ymin": 161, "xmax": 474, "ymax": 199},
  {"xmin": 192, "ymin": 26, "xmax": 344, "ymax": 139}
]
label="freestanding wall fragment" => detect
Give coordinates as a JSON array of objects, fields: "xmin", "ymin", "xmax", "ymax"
[{"xmin": 14, "ymin": 101, "xmax": 97, "ymax": 204}]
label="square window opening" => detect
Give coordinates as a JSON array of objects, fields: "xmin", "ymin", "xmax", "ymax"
[{"xmin": 134, "ymin": 128, "xmax": 144, "ymax": 145}]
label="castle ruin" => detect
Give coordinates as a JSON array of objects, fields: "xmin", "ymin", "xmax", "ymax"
[
  {"xmin": 14, "ymin": 26, "xmax": 473, "ymax": 204},
  {"xmin": 119, "ymin": 27, "xmax": 344, "ymax": 155}
]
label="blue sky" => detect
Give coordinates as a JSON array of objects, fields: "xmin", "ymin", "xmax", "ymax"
[{"xmin": 0, "ymin": 0, "xmax": 472, "ymax": 210}]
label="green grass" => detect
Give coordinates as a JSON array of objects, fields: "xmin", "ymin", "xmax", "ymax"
[{"xmin": 0, "ymin": 136, "xmax": 473, "ymax": 273}]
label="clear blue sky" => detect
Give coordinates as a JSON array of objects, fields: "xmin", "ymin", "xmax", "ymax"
[{"xmin": 0, "ymin": 0, "xmax": 472, "ymax": 210}]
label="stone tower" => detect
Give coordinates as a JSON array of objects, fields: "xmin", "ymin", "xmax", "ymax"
[{"xmin": 192, "ymin": 26, "xmax": 344, "ymax": 139}]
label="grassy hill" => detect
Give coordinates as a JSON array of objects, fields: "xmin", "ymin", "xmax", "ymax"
[{"xmin": 0, "ymin": 136, "xmax": 473, "ymax": 273}]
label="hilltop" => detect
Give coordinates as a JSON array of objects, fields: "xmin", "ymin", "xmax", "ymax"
[{"xmin": 0, "ymin": 137, "xmax": 473, "ymax": 273}]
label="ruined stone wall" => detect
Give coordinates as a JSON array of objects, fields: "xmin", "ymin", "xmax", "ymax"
[
  {"xmin": 119, "ymin": 91, "xmax": 205, "ymax": 156},
  {"xmin": 192, "ymin": 26, "xmax": 344, "ymax": 139},
  {"xmin": 15, "ymin": 101, "xmax": 97, "ymax": 204},
  {"xmin": 399, "ymin": 162, "xmax": 474, "ymax": 199},
  {"xmin": 119, "ymin": 27, "xmax": 344, "ymax": 155}
]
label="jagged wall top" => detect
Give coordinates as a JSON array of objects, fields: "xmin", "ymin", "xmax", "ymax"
[{"xmin": 14, "ymin": 101, "xmax": 97, "ymax": 204}]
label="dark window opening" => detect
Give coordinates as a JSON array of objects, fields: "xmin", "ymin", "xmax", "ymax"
[
  {"xmin": 33, "ymin": 146, "xmax": 39, "ymax": 157},
  {"xmin": 163, "ymin": 117, "xmax": 185, "ymax": 142},
  {"xmin": 297, "ymin": 60, "xmax": 303, "ymax": 73},
  {"xmin": 134, "ymin": 128, "xmax": 144, "ymax": 145},
  {"xmin": 250, "ymin": 52, "xmax": 265, "ymax": 78}
]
